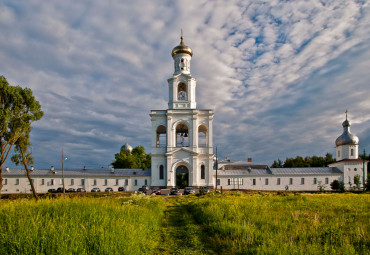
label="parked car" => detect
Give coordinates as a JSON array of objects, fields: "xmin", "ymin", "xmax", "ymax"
[
  {"xmin": 105, "ymin": 187, "xmax": 113, "ymax": 192},
  {"xmin": 183, "ymin": 187, "xmax": 195, "ymax": 195},
  {"xmin": 138, "ymin": 187, "xmax": 147, "ymax": 194},
  {"xmin": 151, "ymin": 187, "xmax": 161, "ymax": 195},
  {"xmin": 76, "ymin": 188, "xmax": 86, "ymax": 192},
  {"xmin": 56, "ymin": 187, "xmax": 67, "ymax": 193},
  {"xmin": 48, "ymin": 188, "xmax": 57, "ymax": 193},
  {"xmin": 67, "ymin": 188, "xmax": 76, "ymax": 193},
  {"xmin": 199, "ymin": 186, "xmax": 210, "ymax": 194},
  {"xmin": 91, "ymin": 187, "xmax": 101, "ymax": 192},
  {"xmin": 142, "ymin": 185, "xmax": 149, "ymax": 190},
  {"xmin": 170, "ymin": 188, "xmax": 181, "ymax": 195},
  {"xmin": 118, "ymin": 187, "xmax": 125, "ymax": 192}
]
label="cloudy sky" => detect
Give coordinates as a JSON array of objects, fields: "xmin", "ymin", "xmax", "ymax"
[{"xmin": 1, "ymin": 0, "xmax": 369, "ymax": 169}]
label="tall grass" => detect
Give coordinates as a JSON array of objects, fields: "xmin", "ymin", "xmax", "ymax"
[
  {"xmin": 0, "ymin": 195, "xmax": 164, "ymax": 255},
  {"xmin": 188, "ymin": 193, "xmax": 370, "ymax": 255}
]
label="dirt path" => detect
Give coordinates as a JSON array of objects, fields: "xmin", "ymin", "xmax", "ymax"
[{"xmin": 156, "ymin": 199, "xmax": 215, "ymax": 254}]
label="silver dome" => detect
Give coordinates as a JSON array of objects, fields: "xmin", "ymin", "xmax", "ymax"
[
  {"xmin": 335, "ymin": 118, "xmax": 359, "ymax": 146},
  {"xmin": 120, "ymin": 142, "xmax": 133, "ymax": 152}
]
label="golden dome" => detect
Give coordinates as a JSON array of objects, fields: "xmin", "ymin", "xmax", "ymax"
[{"xmin": 171, "ymin": 36, "xmax": 193, "ymax": 57}]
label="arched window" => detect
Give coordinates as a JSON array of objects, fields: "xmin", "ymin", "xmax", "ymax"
[
  {"xmin": 159, "ymin": 165, "xmax": 164, "ymax": 180},
  {"xmin": 156, "ymin": 125, "xmax": 166, "ymax": 147},
  {"xmin": 198, "ymin": 125, "xmax": 207, "ymax": 147},
  {"xmin": 177, "ymin": 83, "xmax": 187, "ymax": 100},
  {"xmin": 351, "ymin": 149, "xmax": 354, "ymax": 156},
  {"xmin": 176, "ymin": 123, "xmax": 189, "ymax": 147},
  {"xmin": 201, "ymin": 165, "xmax": 205, "ymax": 179}
]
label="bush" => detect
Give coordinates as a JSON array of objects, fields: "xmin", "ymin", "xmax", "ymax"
[{"xmin": 330, "ymin": 180, "xmax": 345, "ymax": 192}]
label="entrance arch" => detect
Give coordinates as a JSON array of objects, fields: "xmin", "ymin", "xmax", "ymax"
[{"xmin": 175, "ymin": 165, "xmax": 189, "ymax": 188}]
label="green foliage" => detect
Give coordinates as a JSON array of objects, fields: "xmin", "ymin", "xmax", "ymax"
[
  {"xmin": 111, "ymin": 145, "xmax": 151, "ymax": 169},
  {"xmin": 317, "ymin": 181, "xmax": 326, "ymax": 192},
  {"xmin": 354, "ymin": 174, "xmax": 361, "ymax": 190},
  {"xmin": 0, "ymin": 196, "xmax": 164, "ymax": 254},
  {"xmin": 0, "ymin": 75, "xmax": 43, "ymax": 193},
  {"xmin": 330, "ymin": 180, "xmax": 345, "ymax": 192},
  {"xmin": 271, "ymin": 153, "xmax": 336, "ymax": 168}
]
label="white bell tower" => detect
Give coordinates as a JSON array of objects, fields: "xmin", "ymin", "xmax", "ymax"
[{"xmin": 150, "ymin": 35, "xmax": 214, "ymax": 189}]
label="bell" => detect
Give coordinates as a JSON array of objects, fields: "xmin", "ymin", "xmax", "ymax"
[{"xmin": 184, "ymin": 132, "xmax": 188, "ymax": 137}]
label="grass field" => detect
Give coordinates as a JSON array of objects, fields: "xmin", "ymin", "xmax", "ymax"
[{"xmin": 0, "ymin": 192, "xmax": 369, "ymax": 254}]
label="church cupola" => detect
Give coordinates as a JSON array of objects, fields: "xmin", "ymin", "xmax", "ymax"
[
  {"xmin": 335, "ymin": 110, "xmax": 359, "ymax": 160},
  {"xmin": 171, "ymin": 35, "xmax": 192, "ymax": 75}
]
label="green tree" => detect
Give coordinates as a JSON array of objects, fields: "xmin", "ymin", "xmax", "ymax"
[
  {"xmin": 111, "ymin": 145, "xmax": 151, "ymax": 169},
  {"xmin": 0, "ymin": 76, "xmax": 43, "ymax": 194},
  {"xmin": 271, "ymin": 159, "xmax": 283, "ymax": 168},
  {"xmin": 330, "ymin": 179, "xmax": 345, "ymax": 192},
  {"xmin": 271, "ymin": 153, "xmax": 336, "ymax": 168},
  {"xmin": 354, "ymin": 174, "xmax": 361, "ymax": 190}
]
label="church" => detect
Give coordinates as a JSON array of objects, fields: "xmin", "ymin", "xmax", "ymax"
[{"xmin": 1, "ymin": 37, "xmax": 368, "ymax": 194}]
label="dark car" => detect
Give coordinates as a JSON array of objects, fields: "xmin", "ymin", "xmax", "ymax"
[
  {"xmin": 151, "ymin": 187, "xmax": 161, "ymax": 195},
  {"xmin": 199, "ymin": 186, "xmax": 210, "ymax": 194},
  {"xmin": 76, "ymin": 188, "xmax": 86, "ymax": 192},
  {"xmin": 105, "ymin": 187, "xmax": 113, "ymax": 192},
  {"xmin": 138, "ymin": 187, "xmax": 147, "ymax": 194},
  {"xmin": 91, "ymin": 187, "xmax": 101, "ymax": 192},
  {"xmin": 67, "ymin": 188, "xmax": 76, "ymax": 193},
  {"xmin": 118, "ymin": 187, "xmax": 125, "ymax": 192},
  {"xmin": 183, "ymin": 187, "xmax": 195, "ymax": 195},
  {"xmin": 56, "ymin": 187, "xmax": 67, "ymax": 193},
  {"xmin": 48, "ymin": 188, "xmax": 57, "ymax": 193},
  {"xmin": 170, "ymin": 188, "xmax": 181, "ymax": 195}
]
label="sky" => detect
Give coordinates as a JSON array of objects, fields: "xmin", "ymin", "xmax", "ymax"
[{"xmin": 1, "ymin": 0, "xmax": 369, "ymax": 169}]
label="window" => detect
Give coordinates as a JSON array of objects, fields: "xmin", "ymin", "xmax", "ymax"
[
  {"xmin": 301, "ymin": 178, "xmax": 305, "ymax": 185},
  {"xmin": 41, "ymin": 179, "xmax": 44, "ymax": 185},
  {"xmin": 176, "ymin": 123, "xmax": 189, "ymax": 147},
  {"xmin": 125, "ymin": 179, "xmax": 128, "ymax": 186},
  {"xmin": 159, "ymin": 165, "xmax": 164, "ymax": 180},
  {"xmin": 228, "ymin": 179, "xmax": 231, "ymax": 185},
  {"xmin": 289, "ymin": 178, "xmax": 293, "ymax": 185},
  {"xmin": 313, "ymin": 178, "xmax": 317, "ymax": 184},
  {"xmin": 253, "ymin": 179, "xmax": 256, "ymax": 185},
  {"xmin": 177, "ymin": 83, "xmax": 187, "ymax": 100},
  {"xmin": 338, "ymin": 151, "xmax": 340, "ymax": 157},
  {"xmin": 60, "ymin": 179, "xmax": 63, "ymax": 185},
  {"xmin": 15, "ymin": 179, "xmax": 19, "ymax": 185},
  {"xmin": 93, "ymin": 179, "xmax": 97, "ymax": 186},
  {"xmin": 277, "ymin": 178, "xmax": 281, "ymax": 185},
  {"xmin": 265, "ymin": 178, "xmax": 269, "ymax": 185},
  {"xmin": 116, "ymin": 179, "xmax": 119, "ymax": 186},
  {"xmin": 351, "ymin": 149, "xmax": 354, "ymax": 156},
  {"xmin": 4, "ymin": 179, "xmax": 7, "ymax": 185},
  {"xmin": 354, "ymin": 168, "xmax": 357, "ymax": 171},
  {"xmin": 134, "ymin": 179, "xmax": 138, "ymax": 186},
  {"xmin": 145, "ymin": 179, "xmax": 148, "ymax": 186},
  {"xmin": 201, "ymin": 165, "xmax": 205, "ymax": 179},
  {"xmin": 81, "ymin": 179, "xmax": 85, "ymax": 186},
  {"xmin": 51, "ymin": 179, "xmax": 54, "ymax": 185},
  {"xmin": 71, "ymin": 179, "xmax": 74, "ymax": 185},
  {"xmin": 217, "ymin": 179, "xmax": 220, "ymax": 185},
  {"xmin": 325, "ymin": 178, "xmax": 329, "ymax": 184},
  {"xmin": 104, "ymin": 179, "xmax": 108, "ymax": 186},
  {"xmin": 156, "ymin": 126, "xmax": 166, "ymax": 147}
]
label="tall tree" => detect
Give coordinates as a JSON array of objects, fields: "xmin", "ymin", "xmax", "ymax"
[
  {"xmin": 111, "ymin": 145, "xmax": 151, "ymax": 169},
  {"xmin": 0, "ymin": 76, "xmax": 43, "ymax": 193},
  {"xmin": 270, "ymin": 153, "xmax": 336, "ymax": 168}
]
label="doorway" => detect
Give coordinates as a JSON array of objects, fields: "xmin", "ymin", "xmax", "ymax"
[{"xmin": 176, "ymin": 165, "xmax": 189, "ymax": 188}]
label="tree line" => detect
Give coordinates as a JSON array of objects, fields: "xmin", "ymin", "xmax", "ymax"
[{"xmin": 271, "ymin": 153, "xmax": 336, "ymax": 168}]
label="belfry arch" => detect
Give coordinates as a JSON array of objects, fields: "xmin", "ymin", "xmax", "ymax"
[
  {"xmin": 175, "ymin": 122, "xmax": 189, "ymax": 147},
  {"xmin": 156, "ymin": 125, "xmax": 166, "ymax": 147},
  {"xmin": 198, "ymin": 124, "xmax": 208, "ymax": 147}
]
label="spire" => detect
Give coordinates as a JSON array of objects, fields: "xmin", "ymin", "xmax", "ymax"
[
  {"xmin": 345, "ymin": 109, "xmax": 348, "ymax": 120},
  {"xmin": 180, "ymin": 29, "xmax": 184, "ymax": 46}
]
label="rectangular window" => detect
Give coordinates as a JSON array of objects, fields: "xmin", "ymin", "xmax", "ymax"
[
  {"xmin": 228, "ymin": 179, "xmax": 231, "ymax": 185},
  {"xmin": 15, "ymin": 179, "xmax": 19, "ymax": 185},
  {"xmin": 71, "ymin": 179, "xmax": 74, "ymax": 185},
  {"xmin": 217, "ymin": 179, "xmax": 220, "ymax": 185},
  {"xmin": 104, "ymin": 179, "xmax": 108, "ymax": 186},
  {"xmin": 116, "ymin": 179, "xmax": 119, "ymax": 186},
  {"xmin": 134, "ymin": 179, "xmax": 137, "ymax": 186},
  {"xmin": 265, "ymin": 178, "xmax": 269, "ymax": 185},
  {"xmin": 277, "ymin": 178, "xmax": 280, "ymax": 185},
  {"xmin": 60, "ymin": 179, "xmax": 63, "ymax": 185},
  {"xmin": 351, "ymin": 149, "xmax": 354, "ymax": 156},
  {"xmin": 4, "ymin": 179, "xmax": 7, "ymax": 185},
  {"xmin": 51, "ymin": 179, "xmax": 54, "ymax": 185},
  {"xmin": 253, "ymin": 179, "xmax": 256, "ymax": 185},
  {"xmin": 41, "ymin": 179, "xmax": 45, "ymax": 185},
  {"xmin": 81, "ymin": 179, "xmax": 85, "ymax": 186},
  {"xmin": 338, "ymin": 151, "xmax": 340, "ymax": 157},
  {"xmin": 93, "ymin": 179, "xmax": 97, "ymax": 186},
  {"xmin": 325, "ymin": 178, "xmax": 329, "ymax": 184},
  {"xmin": 313, "ymin": 178, "xmax": 317, "ymax": 184},
  {"xmin": 125, "ymin": 179, "xmax": 128, "ymax": 186},
  {"xmin": 301, "ymin": 178, "xmax": 305, "ymax": 185},
  {"xmin": 289, "ymin": 178, "xmax": 293, "ymax": 185},
  {"xmin": 145, "ymin": 179, "xmax": 148, "ymax": 186}
]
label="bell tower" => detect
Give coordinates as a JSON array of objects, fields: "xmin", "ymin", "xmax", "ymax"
[{"xmin": 150, "ymin": 34, "xmax": 214, "ymax": 189}]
